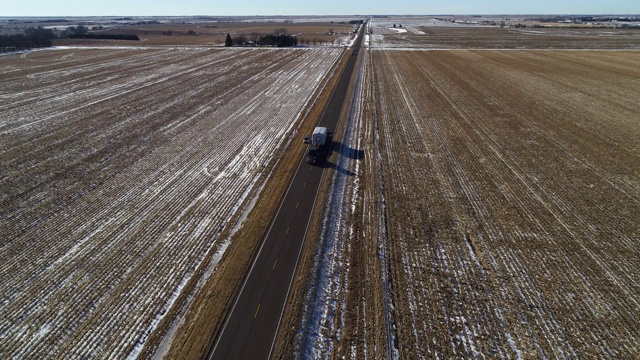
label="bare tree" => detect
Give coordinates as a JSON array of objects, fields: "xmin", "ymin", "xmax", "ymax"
[
  {"xmin": 234, "ymin": 35, "xmax": 247, "ymax": 45},
  {"xmin": 274, "ymin": 27, "xmax": 288, "ymax": 37},
  {"xmin": 250, "ymin": 31, "xmax": 260, "ymax": 44}
]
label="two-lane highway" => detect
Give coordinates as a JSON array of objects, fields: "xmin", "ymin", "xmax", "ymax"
[
  {"xmin": 208, "ymin": 27, "xmax": 365, "ymax": 360},
  {"xmin": 210, "ymin": 158, "xmax": 325, "ymax": 359}
]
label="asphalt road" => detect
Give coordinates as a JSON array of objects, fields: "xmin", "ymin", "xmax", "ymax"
[{"xmin": 208, "ymin": 27, "xmax": 365, "ymax": 360}]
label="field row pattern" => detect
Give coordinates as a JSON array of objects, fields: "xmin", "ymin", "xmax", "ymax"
[
  {"xmin": 0, "ymin": 47, "xmax": 341, "ymax": 358},
  {"xmin": 369, "ymin": 50, "xmax": 640, "ymax": 358}
]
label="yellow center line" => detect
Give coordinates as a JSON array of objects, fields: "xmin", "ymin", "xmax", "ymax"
[
  {"xmin": 272, "ymin": 259, "xmax": 278, "ymax": 270},
  {"xmin": 254, "ymin": 303, "xmax": 261, "ymax": 318}
]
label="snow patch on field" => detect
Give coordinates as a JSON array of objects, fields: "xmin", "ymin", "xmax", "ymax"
[
  {"xmin": 365, "ymin": 47, "xmax": 640, "ymax": 358},
  {"xmin": 294, "ymin": 45, "xmax": 384, "ymax": 359},
  {"xmin": 150, "ymin": 239, "xmax": 229, "ymax": 360},
  {"xmin": 0, "ymin": 47, "xmax": 343, "ymax": 358}
]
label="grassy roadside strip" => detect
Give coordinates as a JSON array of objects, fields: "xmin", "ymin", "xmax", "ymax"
[
  {"xmin": 271, "ymin": 43, "xmax": 364, "ymax": 360},
  {"xmin": 149, "ymin": 48, "xmax": 352, "ymax": 360}
]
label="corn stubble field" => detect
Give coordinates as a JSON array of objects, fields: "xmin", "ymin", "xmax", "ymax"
[
  {"xmin": 290, "ymin": 22, "xmax": 640, "ymax": 359},
  {"xmin": 0, "ymin": 46, "xmax": 341, "ymax": 357},
  {"xmin": 367, "ymin": 49, "xmax": 639, "ymax": 358}
]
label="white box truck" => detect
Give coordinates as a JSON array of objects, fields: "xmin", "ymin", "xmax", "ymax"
[{"xmin": 306, "ymin": 127, "xmax": 328, "ymax": 164}]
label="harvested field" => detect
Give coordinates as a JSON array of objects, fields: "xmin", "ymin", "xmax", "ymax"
[
  {"xmin": 0, "ymin": 16, "xmax": 359, "ymax": 48},
  {"xmin": 48, "ymin": 21, "xmax": 357, "ymax": 47},
  {"xmin": 293, "ymin": 47, "xmax": 640, "ymax": 358},
  {"xmin": 369, "ymin": 21, "xmax": 640, "ymax": 49},
  {"xmin": 0, "ymin": 46, "xmax": 342, "ymax": 358}
]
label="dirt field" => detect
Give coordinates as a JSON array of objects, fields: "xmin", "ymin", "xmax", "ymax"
[
  {"xmin": 290, "ymin": 32, "xmax": 640, "ymax": 359},
  {"xmin": 0, "ymin": 46, "xmax": 342, "ymax": 358}
]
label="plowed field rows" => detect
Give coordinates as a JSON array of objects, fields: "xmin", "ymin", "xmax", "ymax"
[
  {"xmin": 0, "ymin": 46, "xmax": 341, "ymax": 358},
  {"xmin": 295, "ymin": 48, "xmax": 640, "ymax": 358},
  {"xmin": 370, "ymin": 50, "xmax": 640, "ymax": 358}
]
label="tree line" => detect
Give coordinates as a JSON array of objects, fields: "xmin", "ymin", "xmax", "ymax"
[
  {"xmin": 225, "ymin": 28, "xmax": 298, "ymax": 47},
  {"xmin": 0, "ymin": 26, "xmax": 56, "ymax": 53},
  {"xmin": 64, "ymin": 25, "xmax": 139, "ymax": 40},
  {"xmin": 67, "ymin": 33, "xmax": 139, "ymax": 40},
  {"xmin": 1, "ymin": 25, "xmax": 140, "ymax": 53}
]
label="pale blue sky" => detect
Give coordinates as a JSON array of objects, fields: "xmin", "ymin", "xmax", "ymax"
[{"xmin": 2, "ymin": 0, "xmax": 638, "ymax": 16}]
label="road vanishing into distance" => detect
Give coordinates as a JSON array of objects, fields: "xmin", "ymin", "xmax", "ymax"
[{"xmin": 208, "ymin": 27, "xmax": 365, "ymax": 360}]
